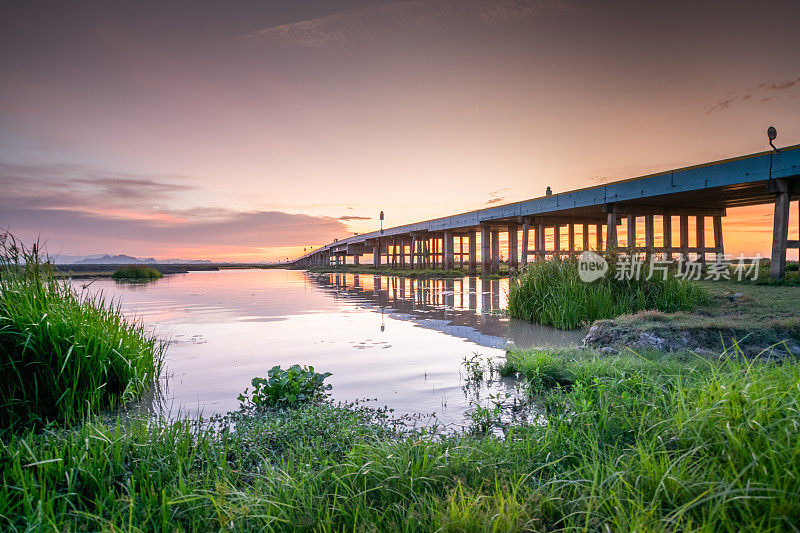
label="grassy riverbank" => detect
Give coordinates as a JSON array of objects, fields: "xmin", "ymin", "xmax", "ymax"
[
  {"xmin": 3, "ymin": 345, "xmax": 799, "ymax": 531},
  {"xmin": 0, "ymin": 236, "xmax": 165, "ymax": 431},
  {"xmin": 507, "ymin": 257, "xmax": 708, "ymax": 329}
]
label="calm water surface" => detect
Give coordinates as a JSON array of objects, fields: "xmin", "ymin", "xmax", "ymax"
[{"xmin": 91, "ymin": 269, "xmax": 584, "ymax": 429}]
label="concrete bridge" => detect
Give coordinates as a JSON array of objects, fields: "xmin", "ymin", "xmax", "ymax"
[{"xmin": 292, "ymin": 144, "xmax": 800, "ymax": 279}]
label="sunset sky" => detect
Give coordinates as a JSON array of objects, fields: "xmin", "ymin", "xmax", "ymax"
[{"xmin": 1, "ymin": 0, "xmax": 798, "ymax": 261}]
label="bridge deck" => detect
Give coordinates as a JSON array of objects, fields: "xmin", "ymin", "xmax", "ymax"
[{"xmin": 295, "ymin": 144, "xmax": 799, "ymax": 260}]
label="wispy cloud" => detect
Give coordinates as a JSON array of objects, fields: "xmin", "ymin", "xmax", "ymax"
[
  {"xmin": 243, "ymin": 0, "xmax": 571, "ymax": 48},
  {"xmin": 0, "ymin": 162, "xmax": 347, "ymax": 258},
  {"xmin": 337, "ymin": 215, "xmax": 371, "ymax": 221},
  {"xmin": 706, "ymin": 76, "xmax": 800, "ymax": 114},
  {"xmin": 486, "ymin": 187, "xmax": 510, "ymax": 205}
]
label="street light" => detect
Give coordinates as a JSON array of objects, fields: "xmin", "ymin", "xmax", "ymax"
[{"xmin": 379, "ymin": 211, "xmax": 384, "ymax": 234}]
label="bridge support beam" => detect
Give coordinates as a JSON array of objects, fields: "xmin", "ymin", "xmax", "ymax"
[
  {"xmin": 663, "ymin": 215, "xmax": 672, "ymax": 260},
  {"xmin": 696, "ymin": 216, "xmax": 706, "ymax": 265},
  {"xmin": 770, "ymin": 178, "xmax": 791, "ymax": 280},
  {"xmin": 491, "ymin": 228, "xmax": 500, "ymax": 273},
  {"xmin": 537, "ymin": 223, "xmax": 545, "ymax": 259},
  {"xmin": 521, "ymin": 218, "xmax": 530, "ymax": 266},
  {"xmin": 508, "ymin": 224, "xmax": 518, "ymax": 271},
  {"xmin": 481, "ymin": 225, "xmax": 490, "ymax": 274},
  {"xmin": 606, "ymin": 211, "xmax": 618, "ymax": 251},
  {"xmin": 373, "ymin": 240, "xmax": 381, "ymax": 269},
  {"xmin": 713, "ymin": 215, "xmax": 724, "ymax": 261},
  {"xmin": 582, "ymin": 224, "xmax": 589, "ymax": 252},
  {"xmin": 627, "ymin": 215, "xmax": 636, "ymax": 249},
  {"xmin": 553, "ymin": 224, "xmax": 561, "ymax": 257},
  {"xmin": 568, "ymin": 223, "xmax": 575, "ymax": 256},
  {"xmin": 469, "ymin": 228, "xmax": 477, "ymax": 275},
  {"xmin": 443, "ymin": 230, "xmax": 454, "ymax": 270}
]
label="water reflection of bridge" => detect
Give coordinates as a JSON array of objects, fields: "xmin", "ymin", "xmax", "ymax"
[{"xmin": 308, "ymin": 273, "xmax": 585, "ymax": 350}]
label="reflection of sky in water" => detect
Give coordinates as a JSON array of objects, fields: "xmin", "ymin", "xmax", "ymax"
[{"xmin": 89, "ymin": 269, "xmax": 584, "ymax": 428}]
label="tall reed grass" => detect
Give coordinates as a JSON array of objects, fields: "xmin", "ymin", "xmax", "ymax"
[
  {"xmin": 507, "ymin": 255, "xmax": 708, "ymax": 329},
  {"xmin": 0, "ymin": 233, "xmax": 164, "ymax": 431}
]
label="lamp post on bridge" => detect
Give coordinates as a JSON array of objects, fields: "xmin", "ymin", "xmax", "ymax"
[{"xmin": 379, "ymin": 211, "xmax": 384, "ymax": 234}]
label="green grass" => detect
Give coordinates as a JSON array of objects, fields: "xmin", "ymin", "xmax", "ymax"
[
  {"xmin": 111, "ymin": 265, "xmax": 163, "ymax": 280},
  {"xmin": 2, "ymin": 346, "xmax": 800, "ymax": 531},
  {"xmin": 0, "ymin": 234, "xmax": 165, "ymax": 431},
  {"xmin": 507, "ymin": 256, "xmax": 709, "ymax": 329}
]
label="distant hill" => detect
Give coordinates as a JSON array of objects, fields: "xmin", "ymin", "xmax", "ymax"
[{"xmin": 64, "ymin": 254, "xmax": 212, "ymax": 265}]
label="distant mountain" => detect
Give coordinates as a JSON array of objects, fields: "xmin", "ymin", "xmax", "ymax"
[{"xmin": 62, "ymin": 254, "xmax": 212, "ymax": 265}]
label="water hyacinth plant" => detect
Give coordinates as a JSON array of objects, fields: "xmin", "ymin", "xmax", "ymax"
[{"xmin": 238, "ymin": 364, "xmax": 332, "ymax": 409}]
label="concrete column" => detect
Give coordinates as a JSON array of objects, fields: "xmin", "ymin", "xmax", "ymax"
[
  {"xmin": 480, "ymin": 225, "xmax": 490, "ymax": 274},
  {"xmin": 596, "ymin": 224, "xmax": 603, "ymax": 251},
  {"xmin": 679, "ymin": 215, "xmax": 689, "ymax": 260},
  {"xmin": 373, "ymin": 240, "xmax": 381, "ymax": 268},
  {"xmin": 459, "ymin": 236, "xmax": 464, "ymax": 268},
  {"xmin": 713, "ymin": 215, "xmax": 724, "ymax": 261},
  {"xmin": 645, "ymin": 214, "xmax": 654, "ymax": 256},
  {"xmin": 469, "ymin": 228, "xmax": 477, "ymax": 275},
  {"xmin": 508, "ymin": 223, "xmax": 518, "ymax": 270},
  {"xmin": 627, "ymin": 215, "xmax": 636, "ymax": 249},
  {"xmin": 491, "ymin": 228, "xmax": 500, "ymax": 273},
  {"xmin": 521, "ymin": 218, "xmax": 530, "ymax": 265},
  {"xmin": 606, "ymin": 212, "xmax": 617, "ymax": 251},
  {"xmin": 553, "ymin": 224, "xmax": 561, "ymax": 256},
  {"xmin": 537, "ymin": 223, "xmax": 545, "ymax": 258},
  {"xmin": 443, "ymin": 230, "xmax": 454, "ymax": 270},
  {"xmin": 582, "ymin": 223, "xmax": 589, "ymax": 252},
  {"xmin": 410, "ymin": 236, "xmax": 417, "ymax": 269},
  {"xmin": 663, "ymin": 215, "xmax": 672, "ymax": 260},
  {"xmin": 696, "ymin": 216, "xmax": 705, "ymax": 265},
  {"xmin": 354, "ymin": 255, "xmax": 360, "ymax": 265},
  {"xmin": 770, "ymin": 185, "xmax": 790, "ymax": 280},
  {"xmin": 568, "ymin": 223, "xmax": 575, "ymax": 256}
]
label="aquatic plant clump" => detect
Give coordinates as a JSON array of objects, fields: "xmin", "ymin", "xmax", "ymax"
[
  {"xmin": 507, "ymin": 255, "xmax": 709, "ymax": 329},
  {"xmin": 0, "ymin": 233, "xmax": 165, "ymax": 431},
  {"xmin": 238, "ymin": 364, "xmax": 332, "ymax": 409},
  {"xmin": 111, "ymin": 265, "xmax": 163, "ymax": 280}
]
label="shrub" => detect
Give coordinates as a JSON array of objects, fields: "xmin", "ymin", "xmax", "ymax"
[
  {"xmin": 507, "ymin": 255, "xmax": 708, "ymax": 329},
  {"xmin": 0, "ymin": 233, "xmax": 165, "ymax": 431},
  {"xmin": 111, "ymin": 265, "xmax": 162, "ymax": 280},
  {"xmin": 238, "ymin": 364, "xmax": 332, "ymax": 409}
]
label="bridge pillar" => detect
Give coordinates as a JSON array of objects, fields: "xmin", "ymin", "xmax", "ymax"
[
  {"xmin": 663, "ymin": 215, "xmax": 673, "ymax": 260},
  {"xmin": 627, "ymin": 215, "xmax": 636, "ymax": 249},
  {"xmin": 582, "ymin": 224, "xmax": 589, "ymax": 252},
  {"xmin": 481, "ymin": 225, "xmax": 490, "ymax": 274},
  {"xmin": 459, "ymin": 235, "xmax": 465, "ymax": 269},
  {"xmin": 696, "ymin": 216, "xmax": 706, "ymax": 265},
  {"xmin": 373, "ymin": 240, "xmax": 381, "ymax": 269},
  {"xmin": 469, "ymin": 228, "xmax": 477, "ymax": 275},
  {"xmin": 508, "ymin": 224, "xmax": 518, "ymax": 270},
  {"xmin": 553, "ymin": 224, "xmax": 561, "ymax": 256},
  {"xmin": 645, "ymin": 215, "xmax": 654, "ymax": 257},
  {"xmin": 521, "ymin": 218, "xmax": 530, "ymax": 266},
  {"xmin": 606, "ymin": 211, "xmax": 617, "ymax": 251},
  {"xmin": 444, "ymin": 230, "xmax": 454, "ymax": 270},
  {"xmin": 713, "ymin": 215, "xmax": 724, "ymax": 261},
  {"xmin": 679, "ymin": 215, "xmax": 689, "ymax": 260},
  {"xmin": 354, "ymin": 254, "xmax": 360, "ymax": 265},
  {"xmin": 537, "ymin": 223, "xmax": 545, "ymax": 258},
  {"xmin": 596, "ymin": 224, "xmax": 603, "ymax": 251},
  {"xmin": 568, "ymin": 223, "xmax": 575, "ymax": 256},
  {"xmin": 491, "ymin": 228, "xmax": 500, "ymax": 273},
  {"xmin": 770, "ymin": 178, "xmax": 790, "ymax": 280}
]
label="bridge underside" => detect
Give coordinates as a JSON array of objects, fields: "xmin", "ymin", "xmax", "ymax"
[{"xmin": 293, "ymin": 146, "xmax": 800, "ymax": 279}]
